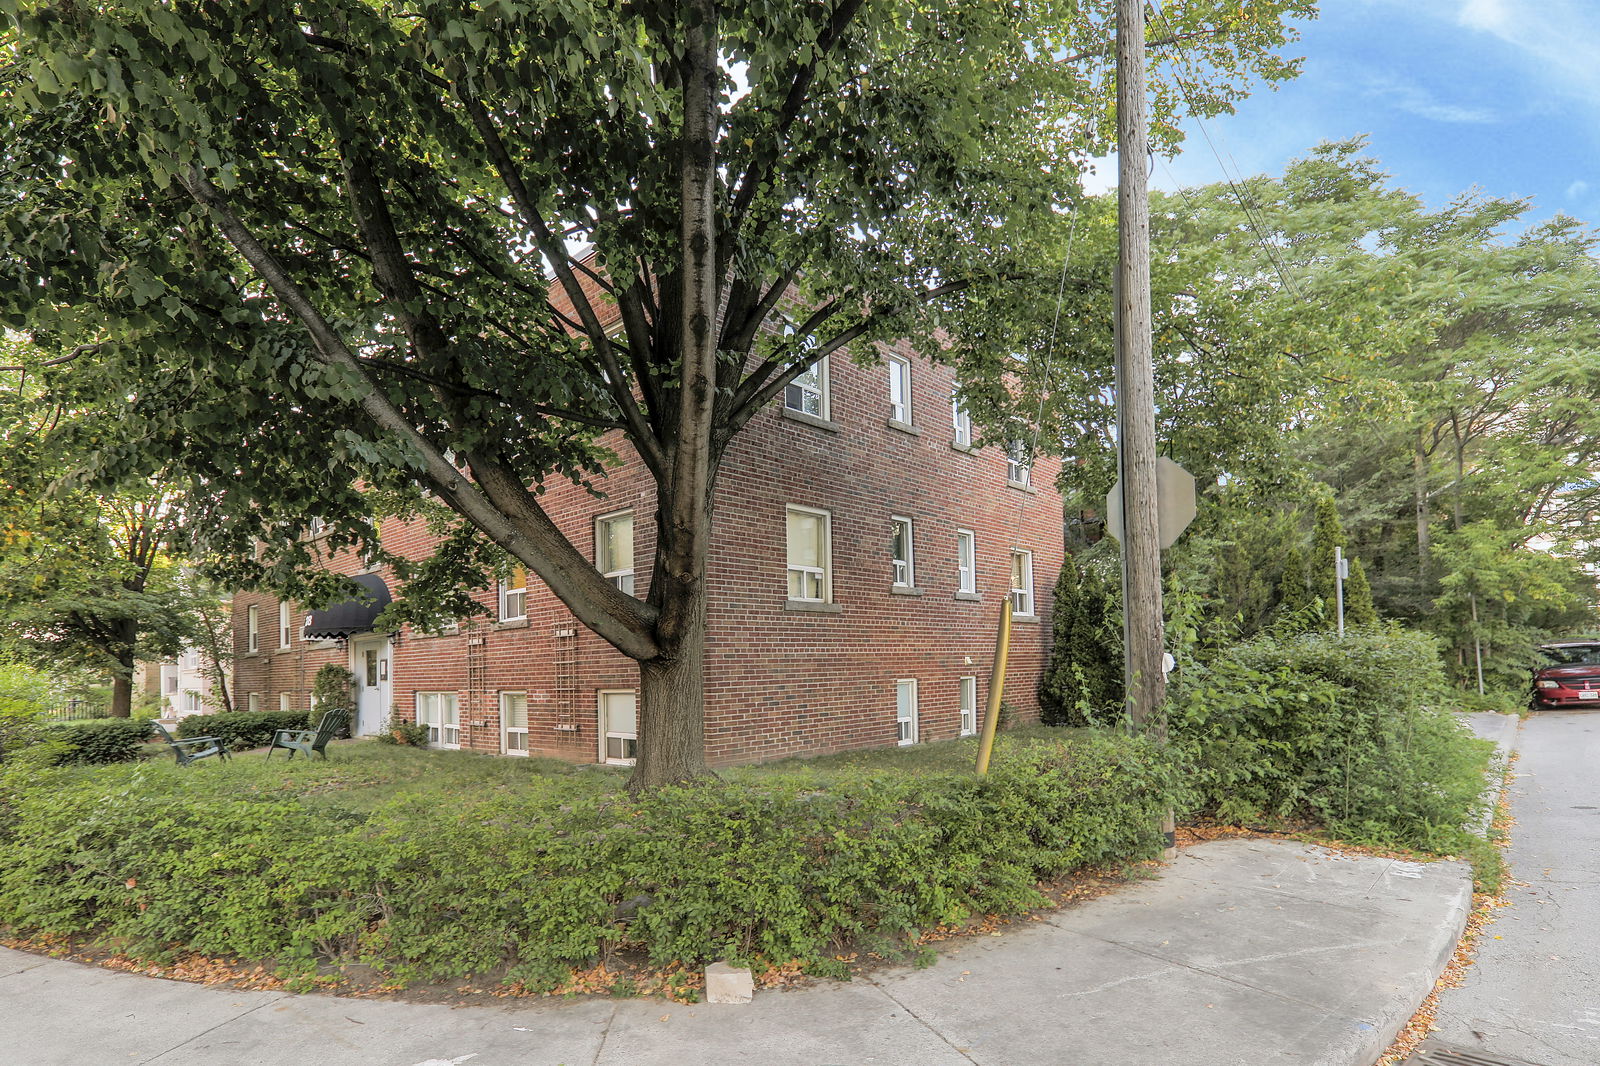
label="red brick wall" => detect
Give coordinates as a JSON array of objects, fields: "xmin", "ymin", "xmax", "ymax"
[{"xmin": 231, "ymin": 343, "xmax": 1064, "ymax": 766}]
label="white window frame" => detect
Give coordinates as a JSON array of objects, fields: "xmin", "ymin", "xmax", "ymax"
[
  {"xmin": 598, "ymin": 690, "xmax": 638, "ymax": 766},
  {"xmin": 416, "ymin": 691, "xmax": 460, "ymax": 749},
  {"xmin": 887, "ymin": 353, "xmax": 912, "ymax": 424},
  {"xmin": 1010, "ymin": 549, "xmax": 1035, "ymax": 617},
  {"xmin": 499, "ymin": 566, "xmax": 527, "ymax": 622},
  {"xmin": 890, "ymin": 515, "xmax": 915, "ymax": 588},
  {"xmin": 956, "ymin": 529, "xmax": 977, "ymax": 594},
  {"xmin": 785, "ymin": 504, "xmax": 833, "ymax": 603},
  {"xmin": 781, "ymin": 323, "xmax": 829, "ymax": 420},
  {"xmin": 247, "ymin": 605, "xmax": 259, "ymax": 653},
  {"xmin": 952, "ymin": 392, "xmax": 972, "ymax": 448},
  {"xmin": 278, "ymin": 601, "xmax": 292, "ymax": 648},
  {"xmin": 501, "ymin": 691, "xmax": 529, "ymax": 757},
  {"xmin": 1006, "ymin": 440, "xmax": 1032, "ymax": 487},
  {"xmin": 181, "ymin": 691, "xmax": 201, "ymax": 715},
  {"xmin": 247, "ymin": 692, "xmax": 261, "ymax": 713},
  {"xmin": 895, "ymin": 679, "xmax": 919, "ymax": 746},
  {"xmin": 278, "ymin": 692, "xmax": 291, "ymax": 712},
  {"xmin": 595, "ymin": 510, "xmax": 636, "ymax": 595},
  {"xmin": 959, "ymin": 676, "xmax": 978, "ymax": 737}
]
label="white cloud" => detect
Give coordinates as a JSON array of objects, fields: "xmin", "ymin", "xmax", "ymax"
[
  {"xmin": 1362, "ymin": 74, "xmax": 1496, "ymax": 124},
  {"xmin": 1449, "ymin": 0, "xmax": 1600, "ymax": 107},
  {"xmin": 1567, "ymin": 180, "xmax": 1590, "ymax": 199}
]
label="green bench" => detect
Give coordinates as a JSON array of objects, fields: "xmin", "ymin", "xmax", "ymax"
[
  {"xmin": 151, "ymin": 721, "xmax": 229, "ymax": 766},
  {"xmin": 266, "ymin": 708, "xmax": 349, "ymax": 761}
]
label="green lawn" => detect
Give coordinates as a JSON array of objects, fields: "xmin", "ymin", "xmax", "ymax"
[{"xmin": 124, "ymin": 724, "xmax": 1085, "ymax": 813}]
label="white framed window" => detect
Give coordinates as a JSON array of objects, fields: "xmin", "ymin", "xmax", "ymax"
[
  {"xmin": 279, "ymin": 692, "xmax": 291, "ymax": 712},
  {"xmin": 278, "ymin": 601, "xmax": 292, "ymax": 648},
  {"xmin": 499, "ymin": 565, "xmax": 527, "ymax": 622},
  {"xmin": 596, "ymin": 510, "xmax": 636, "ymax": 595},
  {"xmin": 247, "ymin": 605, "xmax": 259, "ymax": 653},
  {"xmin": 952, "ymin": 392, "xmax": 972, "ymax": 447},
  {"xmin": 1010, "ymin": 549, "xmax": 1035, "ymax": 617},
  {"xmin": 247, "ymin": 692, "xmax": 261, "ymax": 713},
  {"xmin": 166, "ymin": 675, "xmax": 179, "ymax": 694},
  {"xmin": 307, "ymin": 516, "xmax": 327, "ymax": 538},
  {"xmin": 181, "ymin": 691, "xmax": 201, "ymax": 715},
  {"xmin": 1006, "ymin": 440, "xmax": 1032, "ymax": 487},
  {"xmin": 956, "ymin": 529, "xmax": 977, "ymax": 594},
  {"xmin": 784, "ymin": 356, "xmax": 829, "ymax": 419},
  {"xmin": 501, "ymin": 691, "xmax": 529, "ymax": 756},
  {"xmin": 416, "ymin": 691, "xmax": 460, "ymax": 749},
  {"xmin": 786, "ymin": 505, "xmax": 832, "ymax": 602},
  {"xmin": 887, "ymin": 353, "xmax": 912, "ymax": 423},
  {"xmin": 599, "ymin": 690, "xmax": 638, "ymax": 765},
  {"xmin": 895, "ymin": 679, "xmax": 919, "ymax": 746},
  {"xmin": 959, "ymin": 676, "xmax": 978, "ymax": 737},
  {"xmin": 890, "ymin": 516, "xmax": 915, "ymax": 588}
]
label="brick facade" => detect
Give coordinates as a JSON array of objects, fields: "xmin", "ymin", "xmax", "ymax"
[{"xmin": 231, "ymin": 342, "xmax": 1064, "ymax": 767}]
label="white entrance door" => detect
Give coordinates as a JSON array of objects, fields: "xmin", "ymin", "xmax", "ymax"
[{"xmin": 350, "ymin": 636, "xmax": 391, "ymax": 737}]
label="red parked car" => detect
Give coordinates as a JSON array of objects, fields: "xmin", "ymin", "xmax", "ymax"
[{"xmin": 1532, "ymin": 641, "xmax": 1600, "ymax": 709}]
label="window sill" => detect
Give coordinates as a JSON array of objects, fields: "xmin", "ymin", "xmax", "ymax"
[
  {"xmin": 951, "ymin": 442, "xmax": 979, "ymax": 456},
  {"xmin": 954, "ymin": 591, "xmax": 983, "ymax": 602},
  {"xmin": 1006, "ymin": 480, "xmax": 1038, "ymax": 494},
  {"xmin": 886, "ymin": 418, "xmax": 921, "ymax": 436},
  {"xmin": 274, "ymin": 647, "xmax": 292, "ymax": 655},
  {"xmin": 495, "ymin": 618, "xmax": 529, "ymax": 630},
  {"xmin": 785, "ymin": 600, "xmax": 843, "ymax": 614},
  {"xmin": 1010, "ymin": 613, "xmax": 1040, "ymax": 624},
  {"xmin": 890, "ymin": 585, "xmax": 926, "ymax": 596},
  {"xmin": 780, "ymin": 407, "xmax": 840, "ymax": 433}
]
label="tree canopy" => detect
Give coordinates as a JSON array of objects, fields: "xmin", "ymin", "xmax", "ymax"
[{"xmin": 0, "ymin": 0, "xmax": 1313, "ymax": 780}]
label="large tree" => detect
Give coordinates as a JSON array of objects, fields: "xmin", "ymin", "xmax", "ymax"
[{"xmin": 0, "ymin": 0, "xmax": 1311, "ymax": 784}]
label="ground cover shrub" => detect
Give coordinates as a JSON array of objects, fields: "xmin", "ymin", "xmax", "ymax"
[
  {"xmin": 45, "ymin": 717, "xmax": 153, "ymax": 765},
  {"xmin": 176, "ymin": 710, "xmax": 310, "ymax": 751},
  {"xmin": 1169, "ymin": 626, "xmax": 1494, "ymax": 848},
  {"xmin": 0, "ymin": 732, "xmax": 1173, "ymax": 988},
  {"xmin": 311, "ymin": 665, "xmax": 356, "ymax": 738}
]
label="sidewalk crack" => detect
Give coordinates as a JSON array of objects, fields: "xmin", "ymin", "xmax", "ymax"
[
  {"xmin": 864, "ymin": 974, "xmax": 981, "ymax": 1064},
  {"xmin": 589, "ymin": 1003, "xmax": 619, "ymax": 1066},
  {"xmin": 137, "ymin": 994, "xmax": 289, "ymax": 1065}
]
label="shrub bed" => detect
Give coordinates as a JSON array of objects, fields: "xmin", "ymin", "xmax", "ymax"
[
  {"xmin": 1169, "ymin": 626, "xmax": 1494, "ymax": 848},
  {"xmin": 0, "ymin": 733, "xmax": 1172, "ymax": 987},
  {"xmin": 176, "ymin": 710, "xmax": 311, "ymax": 751},
  {"xmin": 46, "ymin": 717, "xmax": 153, "ymax": 765}
]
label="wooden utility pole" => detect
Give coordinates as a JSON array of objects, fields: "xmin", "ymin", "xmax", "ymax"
[{"xmin": 1116, "ymin": 0, "xmax": 1173, "ymax": 855}]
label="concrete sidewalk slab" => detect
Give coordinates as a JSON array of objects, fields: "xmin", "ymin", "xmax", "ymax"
[{"xmin": 0, "ymin": 838, "xmax": 1471, "ymax": 1066}]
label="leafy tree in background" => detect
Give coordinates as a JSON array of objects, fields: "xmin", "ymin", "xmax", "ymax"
[
  {"xmin": 0, "ymin": 0, "xmax": 1312, "ymax": 785},
  {"xmin": 1040, "ymin": 552, "xmax": 1121, "ymax": 726}
]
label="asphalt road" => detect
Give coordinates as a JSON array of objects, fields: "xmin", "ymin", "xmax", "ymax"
[{"xmin": 1430, "ymin": 710, "xmax": 1600, "ymax": 1064}]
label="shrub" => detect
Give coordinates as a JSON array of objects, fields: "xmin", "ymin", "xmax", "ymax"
[
  {"xmin": 1169, "ymin": 626, "xmax": 1494, "ymax": 848},
  {"xmin": 376, "ymin": 717, "xmax": 430, "ymax": 747},
  {"xmin": 46, "ymin": 718, "xmax": 154, "ymax": 765},
  {"xmin": 311, "ymin": 665, "xmax": 356, "ymax": 738},
  {"xmin": 0, "ymin": 733, "xmax": 1173, "ymax": 987},
  {"xmin": 176, "ymin": 710, "xmax": 310, "ymax": 751}
]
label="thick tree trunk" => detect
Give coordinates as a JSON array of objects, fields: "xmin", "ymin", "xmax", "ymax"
[
  {"xmin": 109, "ymin": 671, "xmax": 133, "ymax": 719},
  {"xmin": 630, "ymin": 587, "xmax": 709, "ymax": 790}
]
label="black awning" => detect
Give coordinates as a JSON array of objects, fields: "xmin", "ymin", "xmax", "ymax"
[{"xmin": 302, "ymin": 573, "xmax": 392, "ymax": 640}]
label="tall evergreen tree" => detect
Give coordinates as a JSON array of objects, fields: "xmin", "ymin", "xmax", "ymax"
[
  {"xmin": 1039, "ymin": 558, "xmax": 1085, "ymax": 726},
  {"xmin": 1345, "ymin": 557, "xmax": 1378, "ymax": 628},
  {"xmin": 1074, "ymin": 564, "xmax": 1124, "ymax": 723},
  {"xmin": 1278, "ymin": 545, "xmax": 1311, "ymax": 623},
  {"xmin": 1309, "ymin": 493, "xmax": 1346, "ymax": 611}
]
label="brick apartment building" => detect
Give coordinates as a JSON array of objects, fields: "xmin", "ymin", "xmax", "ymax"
[{"xmin": 231, "ymin": 340, "xmax": 1064, "ymax": 767}]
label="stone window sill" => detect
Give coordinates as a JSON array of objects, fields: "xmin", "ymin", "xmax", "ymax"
[
  {"xmin": 887, "ymin": 418, "xmax": 922, "ymax": 436},
  {"xmin": 1006, "ymin": 480, "xmax": 1038, "ymax": 494},
  {"xmin": 780, "ymin": 407, "xmax": 840, "ymax": 433},
  {"xmin": 1010, "ymin": 613, "xmax": 1040, "ymax": 624},
  {"xmin": 890, "ymin": 585, "xmax": 926, "ymax": 596},
  {"xmin": 785, "ymin": 600, "xmax": 843, "ymax": 614},
  {"xmin": 495, "ymin": 618, "xmax": 530, "ymax": 630},
  {"xmin": 954, "ymin": 591, "xmax": 983, "ymax": 602}
]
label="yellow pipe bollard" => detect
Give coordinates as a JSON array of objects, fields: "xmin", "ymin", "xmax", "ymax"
[{"xmin": 974, "ymin": 600, "xmax": 1013, "ymax": 776}]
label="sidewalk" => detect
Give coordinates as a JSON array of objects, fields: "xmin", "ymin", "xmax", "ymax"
[{"xmin": 0, "ymin": 837, "xmax": 1471, "ymax": 1066}]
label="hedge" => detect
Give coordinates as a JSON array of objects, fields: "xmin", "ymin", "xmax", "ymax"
[
  {"xmin": 45, "ymin": 718, "xmax": 153, "ymax": 765},
  {"xmin": 1168, "ymin": 626, "xmax": 1494, "ymax": 847},
  {"xmin": 0, "ymin": 733, "xmax": 1173, "ymax": 987},
  {"xmin": 176, "ymin": 710, "xmax": 311, "ymax": 751}
]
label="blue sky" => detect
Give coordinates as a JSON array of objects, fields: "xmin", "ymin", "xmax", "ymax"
[{"xmin": 1088, "ymin": 0, "xmax": 1600, "ymax": 230}]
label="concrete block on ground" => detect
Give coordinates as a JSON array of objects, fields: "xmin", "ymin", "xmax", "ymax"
[{"xmin": 705, "ymin": 960, "xmax": 754, "ymax": 1004}]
